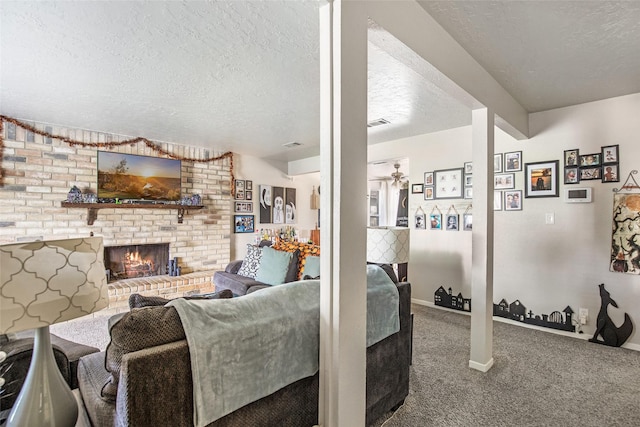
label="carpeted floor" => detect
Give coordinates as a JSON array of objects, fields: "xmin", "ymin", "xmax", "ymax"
[
  {"xmin": 51, "ymin": 304, "xmax": 640, "ymax": 426},
  {"xmin": 372, "ymin": 305, "xmax": 640, "ymax": 426}
]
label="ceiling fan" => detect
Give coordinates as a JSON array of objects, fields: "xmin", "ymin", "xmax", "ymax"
[{"xmin": 390, "ymin": 162, "xmax": 407, "ymax": 187}]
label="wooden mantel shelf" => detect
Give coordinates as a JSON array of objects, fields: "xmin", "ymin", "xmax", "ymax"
[{"xmin": 61, "ymin": 202, "xmax": 204, "ymax": 225}]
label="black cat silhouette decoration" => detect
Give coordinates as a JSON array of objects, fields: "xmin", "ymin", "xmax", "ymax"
[{"xmin": 589, "ymin": 283, "xmax": 633, "ymax": 347}]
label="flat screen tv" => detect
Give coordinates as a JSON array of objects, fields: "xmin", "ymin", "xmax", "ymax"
[{"xmin": 97, "ymin": 151, "xmax": 181, "ymax": 201}]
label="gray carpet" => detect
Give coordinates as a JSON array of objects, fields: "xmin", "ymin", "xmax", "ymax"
[
  {"xmin": 51, "ymin": 305, "xmax": 640, "ymax": 426},
  {"xmin": 373, "ymin": 305, "xmax": 640, "ymax": 426}
]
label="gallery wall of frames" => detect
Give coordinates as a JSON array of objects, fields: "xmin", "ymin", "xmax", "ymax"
[{"xmin": 412, "ymin": 145, "xmax": 621, "ymax": 231}]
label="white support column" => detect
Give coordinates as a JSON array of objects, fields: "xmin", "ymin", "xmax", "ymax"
[
  {"xmin": 469, "ymin": 108, "xmax": 495, "ymax": 372},
  {"xmin": 319, "ymin": 1, "xmax": 368, "ymax": 426}
]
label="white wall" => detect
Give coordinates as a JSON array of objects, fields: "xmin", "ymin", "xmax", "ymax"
[
  {"xmin": 231, "ymin": 153, "xmax": 320, "ymax": 260},
  {"xmin": 370, "ymin": 93, "xmax": 640, "ymax": 347}
]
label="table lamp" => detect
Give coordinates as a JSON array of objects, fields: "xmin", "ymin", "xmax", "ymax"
[
  {"xmin": 366, "ymin": 226, "xmax": 410, "ymax": 282},
  {"xmin": 0, "ymin": 237, "xmax": 108, "ymax": 427}
]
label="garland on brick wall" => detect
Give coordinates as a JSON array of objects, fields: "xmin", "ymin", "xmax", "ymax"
[{"xmin": 0, "ymin": 115, "xmax": 235, "ymax": 192}]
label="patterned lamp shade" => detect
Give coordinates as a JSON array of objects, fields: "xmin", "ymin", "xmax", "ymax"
[
  {"xmin": 366, "ymin": 227, "xmax": 410, "ymax": 264},
  {"xmin": 0, "ymin": 237, "xmax": 108, "ymax": 334}
]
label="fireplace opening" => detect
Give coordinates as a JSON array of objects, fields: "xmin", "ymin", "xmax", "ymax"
[{"xmin": 104, "ymin": 243, "xmax": 170, "ymax": 283}]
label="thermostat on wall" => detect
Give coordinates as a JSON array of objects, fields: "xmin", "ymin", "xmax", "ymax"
[{"xmin": 565, "ymin": 187, "xmax": 592, "ymax": 203}]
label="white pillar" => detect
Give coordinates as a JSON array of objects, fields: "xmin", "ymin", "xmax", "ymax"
[
  {"xmin": 319, "ymin": 1, "xmax": 368, "ymax": 425},
  {"xmin": 469, "ymin": 108, "xmax": 495, "ymax": 372}
]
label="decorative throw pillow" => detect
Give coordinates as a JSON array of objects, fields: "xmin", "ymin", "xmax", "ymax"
[
  {"xmin": 301, "ymin": 255, "xmax": 320, "ymax": 279},
  {"xmin": 255, "ymin": 246, "xmax": 294, "ymax": 285},
  {"xmin": 272, "ymin": 240, "xmax": 321, "ymax": 280},
  {"xmin": 103, "ymin": 306, "xmax": 186, "ymax": 400},
  {"xmin": 237, "ymin": 244, "xmax": 263, "ymax": 278}
]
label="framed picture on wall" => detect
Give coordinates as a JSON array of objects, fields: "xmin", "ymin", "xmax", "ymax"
[
  {"xmin": 464, "ymin": 162, "xmax": 473, "ymax": 175},
  {"xmin": 602, "ymin": 144, "xmax": 619, "ymax": 163},
  {"xmin": 445, "ymin": 214, "xmax": 459, "ymax": 231},
  {"xmin": 494, "ymin": 154, "xmax": 503, "ymax": 173},
  {"xmin": 602, "ymin": 164, "xmax": 619, "ymax": 183},
  {"xmin": 504, "ymin": 190, "xmax": 522, "ymax": 211},
  {"xmin": 424, "ymin": 172, "xmax": 434, "ymax": 186},
  {"xmin": 525, "ymin": 160, "xmax": 559, "ymax": 198},
  {"xmin": 579, "ymin": 153, "xmax": 601, "ymax": 167},
  {"xmin": 245, "ymin": 190, "xmax": 253, "ymax": 200},
  {"xmin": 464, "ymin": 187, "xmax": 473, "ymax": 199},
  {"xmin": 234, "ymin": 202, "xmax": 253, "ymax": 213},
  {"xmin": 429, "ymin": 213, "xmax": 442, "ymax": 230},
  {"xmin": 234, "ymin": 179, "xmax": 245, "ymax": 200},
  {"xmin": 463, "ymin": 213, "xmax": 472, "ymax": 231},
  {"xmin": 246, "ymin": 180, "xmax": 253, "ymax": 190},
  {"xmin": 494, "ymin": 191, "xmax": 503, "ymax": 211},
  {"xmin": 412, "ymin": 183, "xmax": 424, "ymax": 194},
  {"xmin": 424, "ymin": 187, "xmax": 434, "ymax": 200},
  {"xmin": 504, "ymin": 151, "xmax": 522, "ymax": 172},
  {"xmin": 434, "ymin": 168, "xmax": 463, "ymax": 199},
  {"xmin": 564, "ymin": 166, "xmax": 580, "ymax": 184},
  {"xmin": 564, "ymin": 149, "xmax": 579, "ymax": 166},
  {"xmin": 494, "ymin": 173, "xmax": 515, "ymax": 190},
  {"xmin": 234, "ymin": 215, "xmax": 254, "ymax": 233},
  {"xmin": 580, "ymin": 166, "xmax": 601, "ymax": 180}
]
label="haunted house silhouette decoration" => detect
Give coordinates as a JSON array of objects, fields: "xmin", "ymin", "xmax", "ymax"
[
  {"xmin": 589, "ymin": 283, "xmax": 633, "ymax": 347},
  {"xmin": 434, "ymin": 286, "xmax": 471, "ymax": 312},
  {"xmin": 493, "ymin": 299, "xmax": 575, "ymax": 333}
]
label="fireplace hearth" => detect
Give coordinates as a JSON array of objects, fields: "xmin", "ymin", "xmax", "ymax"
[{"xmin": 104, "ymin": 243, "xmax": 170, "ymax": 283}]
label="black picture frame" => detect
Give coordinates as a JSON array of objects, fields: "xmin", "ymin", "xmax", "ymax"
[
  {"xmin": 602, "ymin": 164, "xmax": 620, "ymax": 183},
  {"xmin": 579, "ymin": 153, "xmax": 601, "ymax": 167},
  {"xmin": 411, "ymin": 183, "xmax": 424, "ymax": 194},
  {"xmin": 494, "ymin": 173, "xmax": 515, "ymax": 190},
  {"xmin": 234, "ymin": 215, "xmax": 255, "ymax": 233},
  {"xmin": 601, "ymin": 144, "xmax": 619, "ymax": 164},
  {"xmin": 580, "ymin": 166, "xmax": 601, "ymax": 181},
  {"xmin": 564, "ymin": 149, "xmax": 579, "ymax": 167},
  {"xmin": 525, "ymin": 160, "xmax": 559, "ymax": 198}
]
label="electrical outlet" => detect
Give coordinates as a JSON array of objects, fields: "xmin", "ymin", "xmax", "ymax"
[
  {"xmin": 579, "ymin": 308, "xmax": 588, "ymax": 325},
  {"xmin": 545, "ymin": 213, "xmax": 555, "ymax": 225}
]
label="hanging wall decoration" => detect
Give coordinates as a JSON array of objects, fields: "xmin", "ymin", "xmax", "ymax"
[
  {"xmin": 259, "ymin": 185, "xmax": 272, "ymax": 224},
  {"xmin": 445, "ymin": 205, "xmax": 459, "ymax": 231},
  {"xmin": 463, "ymin": 205, "xmax": 472, "ymax": 231},
  {"xmin": 272, "ymin": 186, "xmax": 285, "ymax": 224},
  {"xmin": 429, "ymin": 205, "xmax": 442, "ymax": 230},
  {"xmin": 610, "ymin": 170, "xmax": 640, "ymax": 274},
  {"xmin": 415, "ymin": 206, "xmax": 426, "ymax": 229},
  {"xmin": 285, "ymin": 187, "xmax": 297, "ymax": 224}
]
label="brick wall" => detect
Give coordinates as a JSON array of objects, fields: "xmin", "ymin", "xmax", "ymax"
[{"xmin": 0, "ymin": 120, "xmax": 232, "ymax": 276}]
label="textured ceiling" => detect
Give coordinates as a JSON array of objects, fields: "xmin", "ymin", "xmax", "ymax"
[
  {"xmin": 418, "ymin": 1, "xmax": 640, "ymax": 113},
  {"xmin": 1, "ymin": 1, "xmax": 639, "ymax": 167}
]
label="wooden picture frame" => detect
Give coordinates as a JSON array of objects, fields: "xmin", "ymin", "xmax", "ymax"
[
  {"xmin": 525, "ymin": 160, "xmax": 559, "ymax": 198},
  {"xmin": 504, "ymin": 151, "xmax": 522, "ymax": 172},
  {"xmin": 504, "ymin": 190, "xmax": 522, "ymax": 211},
  {"xmin": 412, "ymin": 183, "xmax": 424, "ymax": 194},
  {"xmin": 601, "ymin": 144, "xmax": 619, "ymax": 164},
  {"xmin": 234, "ymin": 215, "xmax": 255, "ymax": 233},
  {"xmin": 434, "ymin": 168, "xmax": 463, "ymax": 199}
]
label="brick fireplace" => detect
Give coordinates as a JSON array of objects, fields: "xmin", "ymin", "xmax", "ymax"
[
  {"xmin": 1, "ymin": 120, "xmax": 231, "ymax": 313},
  {"xmin": 104, "ymin": 243, "xmax": 170, "ymax": 282}
]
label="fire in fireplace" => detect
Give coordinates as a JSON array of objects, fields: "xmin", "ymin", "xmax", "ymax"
[{"xmin": 104, "ymin": 243, "xmax": 170, "ymax": 283}]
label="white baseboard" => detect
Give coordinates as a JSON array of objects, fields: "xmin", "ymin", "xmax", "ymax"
[{"xmin": 411, "ymin": 297, "xmax": 640, "ymax": 352}]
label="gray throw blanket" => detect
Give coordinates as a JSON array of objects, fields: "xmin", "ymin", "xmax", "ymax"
[{"xmin": 168, "ymin": 265, "xmax": 399, "ymax": 427}]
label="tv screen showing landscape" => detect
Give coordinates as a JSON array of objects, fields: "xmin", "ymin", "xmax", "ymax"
[{"xmin": 97, "ymin": 151, "xmax": 181, "ymax": 201}]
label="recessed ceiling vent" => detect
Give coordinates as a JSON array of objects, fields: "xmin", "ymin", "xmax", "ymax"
[
  {"xmin": 283, "ymin": 141, "xmax": 303, "ymax": 148},
  {"xmin": 367, "ymin": 118, "xmax": 390, "ymax": 128}
]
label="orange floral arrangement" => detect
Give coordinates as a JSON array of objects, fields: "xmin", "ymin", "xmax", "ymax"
[{"xmin": 272, "ymin": 240, "xmax": 320, "ymax": 280}]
